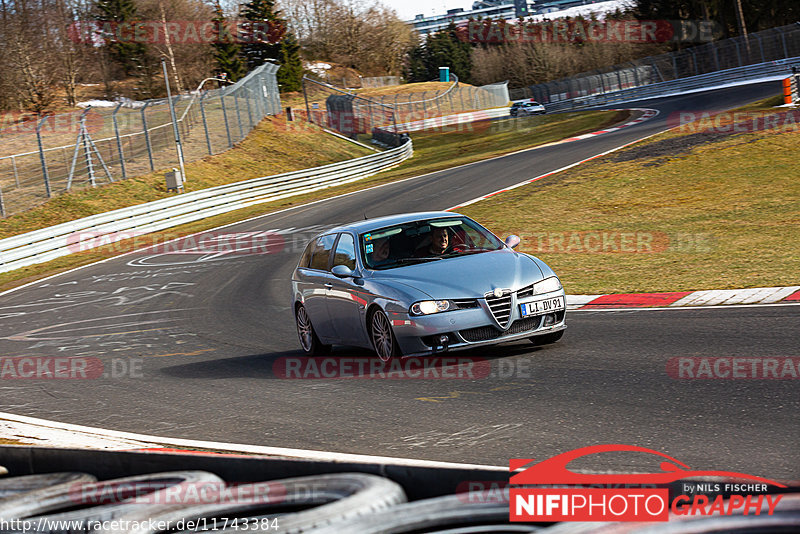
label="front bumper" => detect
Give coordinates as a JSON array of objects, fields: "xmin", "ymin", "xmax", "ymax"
[{"xmin": 388, "ymin": 290, "xmax": 567, "ymax": 357}]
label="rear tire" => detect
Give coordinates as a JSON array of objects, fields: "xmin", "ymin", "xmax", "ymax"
[
  {"xmin": 530, "ymin": 330, "xmax": 564, "ymax": 346},
  {"xmin": 369, "ymin": 309, "xmax": 400, "ymax": 362},
  {"xmin": 295, "ymin": 304, "xmax": 331, "ymax": 355}
]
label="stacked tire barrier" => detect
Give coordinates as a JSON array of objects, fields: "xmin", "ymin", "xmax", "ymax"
[{"xmin": 0, "ymin": 447, "xmax": 798, "ymax": 533}]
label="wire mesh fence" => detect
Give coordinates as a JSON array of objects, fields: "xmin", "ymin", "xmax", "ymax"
[
  {"xmin": 300, "ymin": 76, "xmax": 510, "ymax": 144},
  {"xmin": 510, "ymin": 24, "xmax": 800, "ymax": 103},
  {"xmin": 0, "ymin": 63, "xmax": 281, "ymax": 218}
]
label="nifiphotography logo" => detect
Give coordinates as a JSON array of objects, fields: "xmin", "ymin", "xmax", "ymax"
[{"xmin": 509, "ymin": 444, "xmax": 786, "ymax": 522}]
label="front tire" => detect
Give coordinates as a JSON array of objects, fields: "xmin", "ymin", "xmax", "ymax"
[
  {"xmin": 295, "ymin": 304, "xmax": 331, "ymax": 355},
  {"xmin": 369, "ymin": 309, "xmax": 400, "ymax": 362},
  {"xmin": 530, "ymin": 330, "xmax": 564, "ymax": 346}
]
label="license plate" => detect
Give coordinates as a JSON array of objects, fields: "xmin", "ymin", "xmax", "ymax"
[{"xmin": 520, "ymin": 296, "xmax": 565, "ymax": 317}]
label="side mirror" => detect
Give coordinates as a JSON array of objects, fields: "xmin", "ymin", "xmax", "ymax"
[
  {"xmin": 504, "ymin": 235, "xmax": 521, "ymax": 249},
  {"xmin": 331, "ymin": 264, "xmax": 355, "ymax": 278}
]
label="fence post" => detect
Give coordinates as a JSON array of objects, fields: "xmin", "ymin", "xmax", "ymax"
[
  {"xmin": 36, "ymin": 116, "xmax": 52, "ymax": 197},
  {"xmin": 112, "ymin": 103, "xmax": 126, "ymax": 179},
  {"xmin": 711, "ymin": 43, "xmax": 720, "ymax": 71},
  {"xmin": 689, "ymin": 48, "xmax": 699, "ymax": 75},
  {"xmin": 244, "ymin": 87, "xmax": 254, "ymax": 131},
  {"xmin": 11, "ymin": 155, "xmax": 20, "ymax": 187},
  {"xmin": 753, "ymin": 33, "xmax": 766, "ymax": 63},
  {"xmin": 220, "ymin": 86, "xmax": 233, "ymax": 148},
  {"xmin": 81, "ymin": 112, "xmax": 96, "ymax": 187},
  {"xmin": 199, "ymin": 91, "xmax": 213, "ymax": 155},
  {"xmin": 140, "ymin": 101, "xmax": 154, "ymax": 171},
  {"xmin": 776, "ymin": 27, "xmax": 789, "ymax": 58},
  {"xmin": 733, "ymin": 39, "xmax": 743, "ymax": 67},
  {"xmin": 302, "ymin": 77, "xmax": 312, "ymax": 124},
  {"xmin": 0, "ymin": 184, "xmax": 5, "ymax": 217},
  {"xmin": 233, "ymin": 90, "xmax": 245, "ymax": 139}
]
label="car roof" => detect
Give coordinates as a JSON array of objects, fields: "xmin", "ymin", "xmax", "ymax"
[{"xmin": 323, "ymin": 211, "xmax": 466, "ymax": 235}]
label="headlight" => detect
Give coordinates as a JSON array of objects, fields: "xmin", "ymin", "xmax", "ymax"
[
  {"xmin": 410, "ymin": 300, "xmax": 452, "ymax": 315},
  {"xmin": 533, "ymin": 276, "xmax": 562, "ymax": 294}
]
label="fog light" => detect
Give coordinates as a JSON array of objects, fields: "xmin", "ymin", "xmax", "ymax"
[
  {"xmin": 439, "ymin": 335, "xmax": 448, "ymax": 344},
  {"xmin": 543, "ymin": 313, "xmax": 556, "ymax": 326}
]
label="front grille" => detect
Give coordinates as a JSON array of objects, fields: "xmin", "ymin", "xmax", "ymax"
[
  {"xmin": 460, "ymin": 316, "xmax": 542, "ymax": 342},
  {"xmin": 516, "ymin": 284, "xmax": 534, "ymax": 299},
  {"xmin": 452, "ymin": 298, "xmax": 479, "ymax": 309},
  {"xmin": 485, "ymin": 290, "xmax": 512, "ymax": 328}
]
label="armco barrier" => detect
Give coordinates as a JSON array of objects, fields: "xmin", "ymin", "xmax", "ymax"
[
  {"xmin": 0, "ymin": 140, "xmax": 412, "ymax": 274},
  {"xmin": 545, "ymin": 57, "xmax": 800, "ymax": 112}
]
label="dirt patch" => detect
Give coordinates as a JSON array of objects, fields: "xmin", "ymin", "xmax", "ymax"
[
  {"xmin": 612, "ymin": 108, "xmax": 800, "ymax": 163},
  {"xmin": 612, "ymin": 128, "xmax": 758, "ymax": 162}
]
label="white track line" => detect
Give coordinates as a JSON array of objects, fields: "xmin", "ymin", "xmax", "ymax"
[
  {"xmin": 0, "ymin": 412, "xmax": 507, "ymax": 470},
  {"xmin": 570, "ymin": 302, "xmax": 800, "ymax": 312},
  {"xmin": 447, "ymin": 112, "xmax": 662, "ymax": 211}
]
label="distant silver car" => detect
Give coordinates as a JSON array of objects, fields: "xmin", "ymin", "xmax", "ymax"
[
  {"xmin": 291, "ymin": 212, "xmax": 566, "ymax": 360},
  {"xmin": 510, "ymin": 100, "xmax": 546, "ymax": 116}
]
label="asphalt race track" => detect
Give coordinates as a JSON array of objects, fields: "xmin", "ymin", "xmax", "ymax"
[{"xmin": 1, "ymin": 81, "xmax": 797, "ymax": 480}]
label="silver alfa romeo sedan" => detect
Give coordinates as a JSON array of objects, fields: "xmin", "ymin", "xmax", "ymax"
[{"xmin": 291, "ymin": 212, "xmax": 566, "ymax": 360}]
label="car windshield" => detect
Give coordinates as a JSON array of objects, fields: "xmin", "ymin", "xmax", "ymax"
[{"xmin": 360, "ymin": 217, "xmax": 504, "ymax": 270}]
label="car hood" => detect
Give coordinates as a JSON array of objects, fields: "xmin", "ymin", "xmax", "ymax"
[{"xmin": 369, "ymin": 250, "xmax": 544, "ymax": 299}]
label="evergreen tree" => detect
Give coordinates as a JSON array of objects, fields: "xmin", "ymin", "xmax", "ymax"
[
  {"xmin": 404, "ymin": 44, "xmax": 429, "ymax": 83},
  {"xmin": 211, "ymin": 1, "xmax": 246, "ymax": 82},
  {"xmin": 239, "ymin": 0, "xmax": 283, "ymax": 70},
  {"xmin": 277, "ymin": 31, "xmax": 303, "ymax": 92},
  {"xmin": 94, "ymin": 0, "xmax": 148, "ymax": 76},
  {"xmin": 406, "ymin": 22, "xmax": 472, "ymax": 83}
]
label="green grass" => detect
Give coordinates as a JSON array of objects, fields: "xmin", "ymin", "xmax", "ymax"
[
  {"xmin": 460, "ymin": 97, "xmax": 800, "ymax": 294},
  {"xmin": 0, "ymin": 109, "xmax": 623, "ymax": 292}
]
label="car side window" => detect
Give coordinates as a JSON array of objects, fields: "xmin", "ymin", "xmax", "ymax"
[
  {"xmin": 309, "ymin": 234, "xmax": 337, "ymax": 271},
  {"xmin": 332, "ymin": 233, "xmax": 357, "ymax": 270},
  {"xmin": 299, "ymin": 240, "xmax": 314, "ymax": 268}
]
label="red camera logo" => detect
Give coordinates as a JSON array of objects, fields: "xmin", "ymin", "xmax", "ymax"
[{"xmin": 509, "ymin": 444, "xmax": 785, "ymax": 523}]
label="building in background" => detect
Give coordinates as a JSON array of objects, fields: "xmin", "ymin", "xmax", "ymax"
[{"xmin": 407, "ymin": 0, "xmax": 623, "ymax": 36}]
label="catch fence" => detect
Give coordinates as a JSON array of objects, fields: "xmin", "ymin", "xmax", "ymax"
[
  {"xmin": 511, "ymin": 23, "xmax": 800, "ymax": 105},
  {"xmin": 0, "ymin": 63, "xmax": 281, "ymax": 218},
  {"xmin": 300, "ymin": 76, "xmax": 510, "ymax": 143}
]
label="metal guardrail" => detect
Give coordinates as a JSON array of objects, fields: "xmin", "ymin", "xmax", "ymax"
[
  {"xmin": 544, "ymin": 57, "xmax": 800, "ymax": 113},
  {"xmin": 0, "ymin": 140, "xmax": 413, "ymax": 274}
]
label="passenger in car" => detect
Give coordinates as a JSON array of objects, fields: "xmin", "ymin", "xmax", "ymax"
[{"xmin": 368, "ymin": 237, "xmax": 392, "ymax": 266}]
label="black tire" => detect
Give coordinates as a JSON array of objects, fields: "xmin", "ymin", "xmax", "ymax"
[
  {"xmin": 112, "ymin": 473, "xmax": 406, "ymax": 534},
  {"xmin": 295, "ymin": 304, "xmax": 330, "ymax": 356},
  {"xmin": 369, "ymin": 308, "xmax": 401, "ymax": 362},
  {"xmin": 530, "ymin": 329, "xmax": 564, "ymax": 346},
  {"xmin": 310, "ymin": 493, "xmax": 533, "ymax": 534}
]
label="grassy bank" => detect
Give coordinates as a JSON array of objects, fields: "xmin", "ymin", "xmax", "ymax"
[
  {"xmin": 461, "ymin": 96, "xmax": 799, "ymax": 294},
  {"xmin": 0, "ymin": 108, "xmax": 623, "ymax": 292}
]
